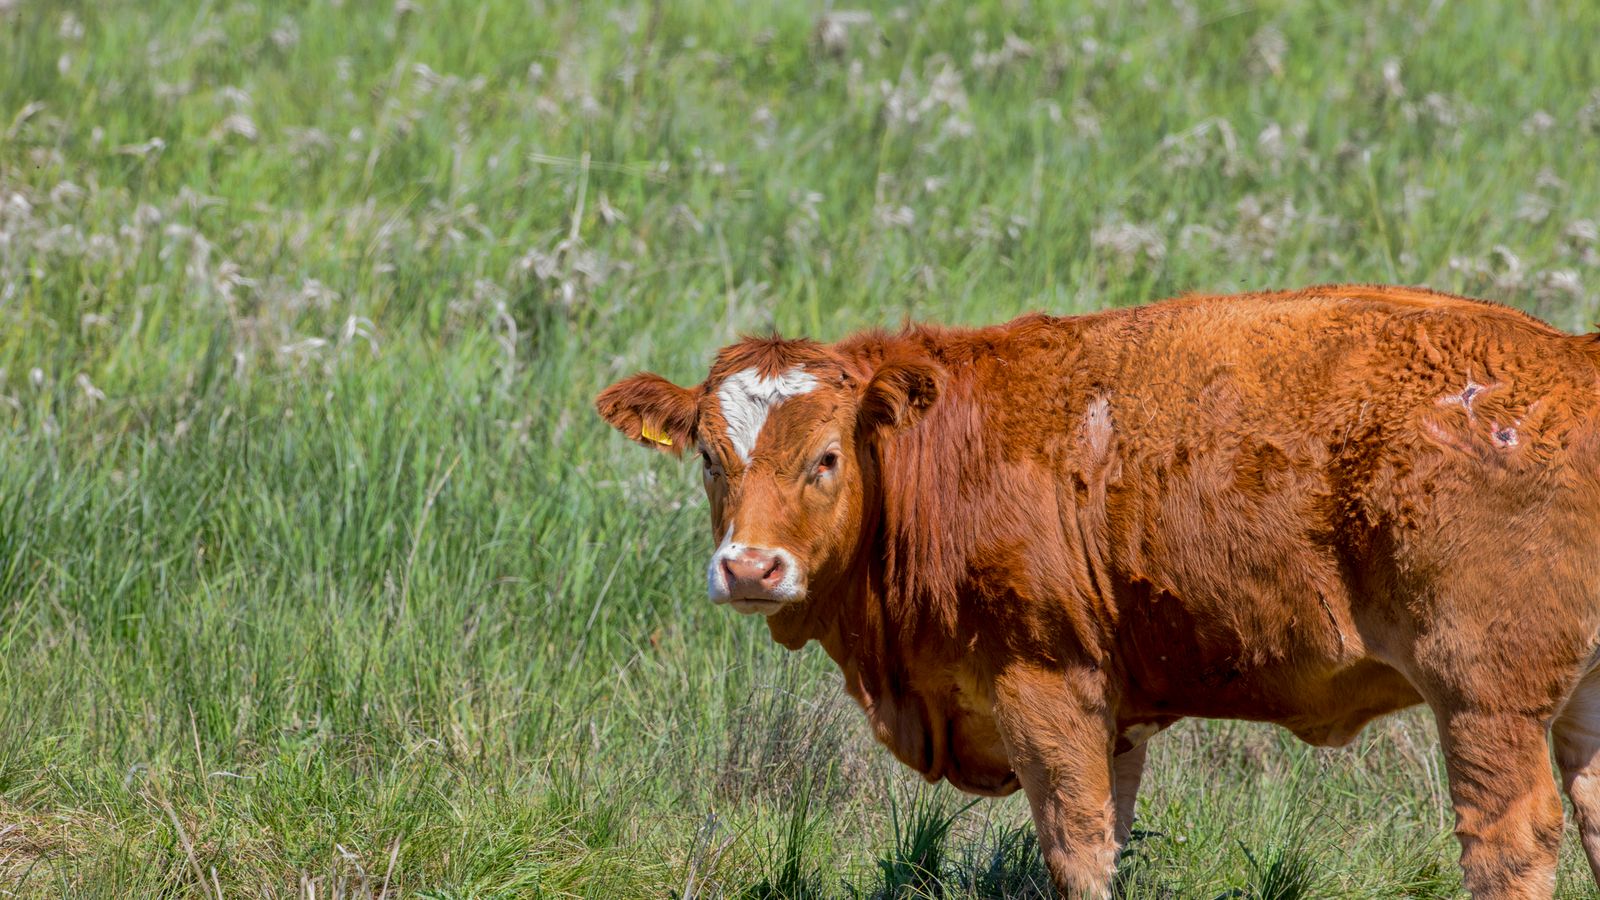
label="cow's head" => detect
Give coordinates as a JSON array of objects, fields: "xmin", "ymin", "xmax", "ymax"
[{"xmin": 596, "ymin": 337, "xmax": 941, "ymax": 615}]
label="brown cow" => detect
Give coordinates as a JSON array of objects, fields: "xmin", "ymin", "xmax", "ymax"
[{"xmin": 595, "ymin": 284, "xmax": 1600, "ymax": 899}]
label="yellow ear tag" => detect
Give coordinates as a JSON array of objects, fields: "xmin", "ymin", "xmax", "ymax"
[{"xmin": 640, "ymin": 421, "xmax": 673, "ymax": 447}]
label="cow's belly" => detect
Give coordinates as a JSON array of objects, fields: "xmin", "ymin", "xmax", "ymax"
[
  {"xmin": 1118, "ymin": 653, "xmax": 1424, "ymax": 747},
  {"xmin": 1272, "ymin": 657, "xmax": 1424, "ymax": 746},
  {"xmin": 1102, "ymin": 500, "xmax": 1425, "ymax": 744}
]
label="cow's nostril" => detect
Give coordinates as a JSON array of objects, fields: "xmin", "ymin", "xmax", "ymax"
[{"xmin": 760, "ymin": 557, "xmax": 784, "ymax": 585}]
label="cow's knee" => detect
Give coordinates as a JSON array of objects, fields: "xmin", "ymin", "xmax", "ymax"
[
  {"xmin": 1031, "ymin": 805, "xmax": 1115, "ymax": 900},
  {"xmin": 1436, "ymin": 708, "xmax": 1563, "ymax": 899}
]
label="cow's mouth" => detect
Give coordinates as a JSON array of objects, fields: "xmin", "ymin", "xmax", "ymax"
[
  {"xmin": 710, "ymin": 578, "xmax": 806, "ymax": 613},
  {"xmin": 723, "ymin": 596, "xmax": 793, "ymax": 616}
]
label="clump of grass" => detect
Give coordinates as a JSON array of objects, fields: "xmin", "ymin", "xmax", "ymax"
[
  {"xmin": 870, "ymin": 785, "xmax": 979, "ymax": 898},
  {"xmin": 1232, "ymin": 838, "xmax": 1323, "ymax": 900},
  {"xmin": 1387, "ymin": 853, "xmax": 1457, "ymax": 900},
  {"xmin": 718, "ymin": 656, "xmax": 859, "ymax": 808},
  {"xmin": 956, "ymin": 821, "xmax": 1052, "ymax": 899},
  {"xmin": 1111, "ymin": 827, "xmax": 1179, "ymax": 900},
  {"xmin": 1212, "ymin": 763, "xmax": 1330, "ymax": 900},
  {"xmin": 741, "ymin": 772, "xmax": 832, "ymax": 900}
]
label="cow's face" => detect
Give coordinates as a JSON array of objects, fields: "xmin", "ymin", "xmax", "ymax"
[{"xmin": 596, "ymin": 339, "xmax": 940, "ymax": 615}]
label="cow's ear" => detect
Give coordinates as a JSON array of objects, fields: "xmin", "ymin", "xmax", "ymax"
[
  {"xmin": 860, "ymin": 355, "xmax": 943, "ymax": 433},
  {"xmin": 595, "ymin": 373, "xmax": 699, "ymax": 456}
]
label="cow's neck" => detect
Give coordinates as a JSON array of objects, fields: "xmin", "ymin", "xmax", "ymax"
[
  {"xmin": 765, "ymin": 331, "xmax": 1012, "ymax": 669},
  {"xmin": 761, "ymin": 331, "xmax": 1067, "ymax": 783},
  {"xmin": 761, "ymin": 390, "xmax": 1000, "ymax": 785}
]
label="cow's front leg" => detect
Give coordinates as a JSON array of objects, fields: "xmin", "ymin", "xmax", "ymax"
[{"xmin": 994, "ymin": 664, "xmax": 1117, "ymax": 899}]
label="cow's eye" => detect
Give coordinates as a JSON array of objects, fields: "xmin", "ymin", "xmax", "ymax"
[
  {"xmin": 700, "ymin": 450, "xmax": 721, "ymax": 477},
  {"xmin": 816, "ymin": 450, "xmax": 839, "ymax": 474}
]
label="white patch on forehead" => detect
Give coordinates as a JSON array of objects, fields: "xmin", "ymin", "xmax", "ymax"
[{"xmin": 716, "ymin": 366, "xmax": 818, "ymax": 463}]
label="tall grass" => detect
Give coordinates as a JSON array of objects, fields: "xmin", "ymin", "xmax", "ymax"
[{"xmin": 2, "ymin": 0, "xmax": 1599, "ymax": 895}]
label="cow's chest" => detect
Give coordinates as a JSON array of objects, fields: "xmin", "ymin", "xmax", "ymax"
[
  {"xmin": 938, "ymin": 669, "xmax": 1017, "ymax": 795},
  {"xmin": 851, "ymin": 660, "xmax": 1019, "ymax": 796}
]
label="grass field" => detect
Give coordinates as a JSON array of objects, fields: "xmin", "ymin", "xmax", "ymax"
[{"xmin": 3, "ymin": 0, "xmax": 1600, "ymax": 896}]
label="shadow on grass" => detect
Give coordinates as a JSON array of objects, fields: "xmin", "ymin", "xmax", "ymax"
[
  {"xmin": 875, "ymin": 813, "xmax": 1177, "ymax": 899},
  {"xmin": 724, "ymin": 771, "xmax": 1393, "ymax": 900},
  {"xmin": 951, "ymin": 821, "xmax": 1054, "ymax": 899}
]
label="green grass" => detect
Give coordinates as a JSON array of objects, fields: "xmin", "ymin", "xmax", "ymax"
[{"xmin": 3, "ymin": 0, "xmax": 1600, "ymax": 895}]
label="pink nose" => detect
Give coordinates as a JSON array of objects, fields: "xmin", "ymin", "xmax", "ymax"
[{"xmin": 722, "ymin": 548, "xmax": 786, "ymax": 594}]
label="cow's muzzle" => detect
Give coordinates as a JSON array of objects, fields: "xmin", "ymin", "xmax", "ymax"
[{"xmin": 707, "ymin": 541, "xmax": 804, "ymax": 612}]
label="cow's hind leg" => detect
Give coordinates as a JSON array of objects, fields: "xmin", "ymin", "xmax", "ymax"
[
  {"xmin": 1111, "ymin": 741, "xmax": 1147, "ymax": 847},
  {"xmin": 1434, "ymin": 706, "xmax": 1564, "ymax": 899},
  {"xmin": 1553, "ymin": 667, "xmax": 1600, "ymax": 887}
]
